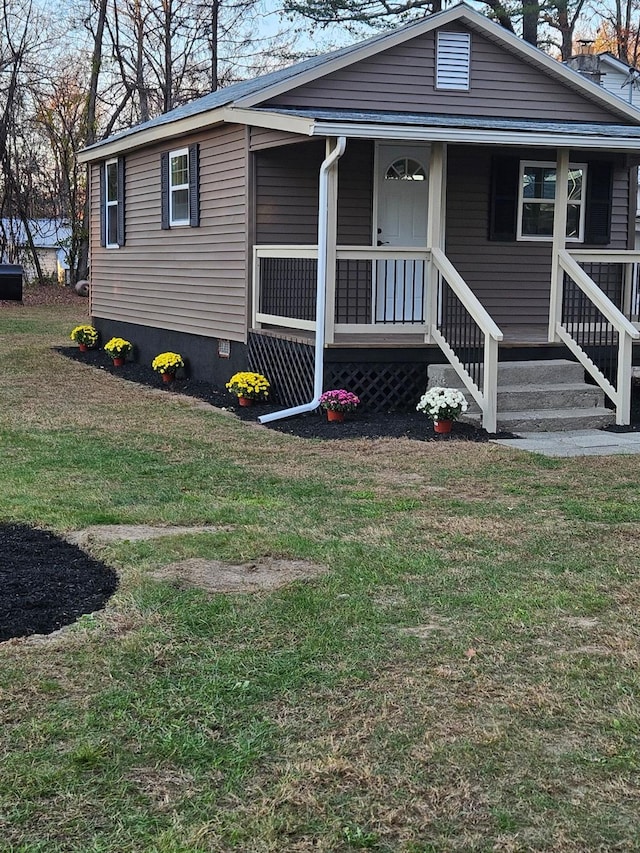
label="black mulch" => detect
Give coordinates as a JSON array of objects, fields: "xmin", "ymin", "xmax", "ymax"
[
  {"xmin": 1, "ymin": 524, "xmax": 118, "ymax": 642},
  {"xmin": 57, "ymin": 346, "xmax": 520, "ymax": 441}
]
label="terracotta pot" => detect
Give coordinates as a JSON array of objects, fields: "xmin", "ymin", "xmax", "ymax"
[
  {"xmin": 78, "ymin": 343, "xmax": 88, "ymax": 353},
  {"xmin": 112, "ymin": 357, "xmax": 125, "ymax": 367},
  {"xmin": 161, "ymin": 372, "xmax": 175, "ymax": 384},
  {"xmin": 434, "ymin": 419, "xmax": 453, "ymax": 434},
  {"xmin": 327, "ymin": 409, "xmax": 345, "ymax": 423},
  {"xmin": 238, "ymin": 396, "xmax": 253, "ymax": 407}
]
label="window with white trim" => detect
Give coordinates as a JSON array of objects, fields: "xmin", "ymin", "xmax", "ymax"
[
  {"xmin": 105, "ymin": 159, "xmax": 119, "ymax": 248},
  {"xmin": 436, "ymin": 31, "xmax": 471, "ymax": 91},
  {"xmin": 517, "ymin": 161, "xmax": 587, "ymax": 242},
  {"xmin": 169, "ymin": 148, "xmax": 190, "ymax": 226}
]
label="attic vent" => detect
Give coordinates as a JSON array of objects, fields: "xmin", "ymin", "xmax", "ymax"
[{"xmin": 436, "ymin": 31, "xmax": 471, "ymax": 91}]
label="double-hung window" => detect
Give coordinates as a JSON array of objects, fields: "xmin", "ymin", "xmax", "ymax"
[
  {"xmin": 161, "ymin": 143, "xmax": 200, "ymax": 229},
  {"xmin": 105, "ymin": 160, "xmax": 119, "ymax": 246},
  {"xmin": 517, "ymin": 161, "xmax": 587, "ymax": 242},
  {"xmin": 169, "ymin": 148, "xmax": 190, "ymax": 226},
  {"xmin": 100, "ymin": 157, "xmax": 125, "ymax": 248}
]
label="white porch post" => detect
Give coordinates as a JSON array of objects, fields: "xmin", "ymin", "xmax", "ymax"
[
  {"xmin": 425, "ymin": 142, "xmax": 446, "ymax": 341},
  {"xmin": 324, "ymin": 138, "xmax": 339, "ymax": 345},
  {"xmin": 549, "ymin": 148, "xmax": 570, "ymax": 342}
]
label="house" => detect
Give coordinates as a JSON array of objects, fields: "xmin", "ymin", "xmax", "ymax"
[
  {"xmin": 78, "ymin": 2, "xmax": 640, "ymax": 432},
  {"xmin": 0, "ymin": 219, "xmax": 71, "ymax": 282}
]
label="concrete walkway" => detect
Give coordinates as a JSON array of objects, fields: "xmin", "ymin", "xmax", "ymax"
[{"xmin": 491, "ymin": 429, "xmax": 640, "ymax": 457}]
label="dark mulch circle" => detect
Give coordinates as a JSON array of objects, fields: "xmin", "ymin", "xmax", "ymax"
[
  {"xmin": 58, "ymin": 346, "xmax": 515, "ymax": 441},
  {"xmin": 1, "ymin": 524, "xmax": 118, "ymax": 642}
]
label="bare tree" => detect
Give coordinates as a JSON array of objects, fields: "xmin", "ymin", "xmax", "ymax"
[
  {"xmin": 593, "ymin": 0, "xmax": 640, "ymax": 65},
  {"xmin": 0, "ymin": 0, "xmax": 52, "ymax": 282}
]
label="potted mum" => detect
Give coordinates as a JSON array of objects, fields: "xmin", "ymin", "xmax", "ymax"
[
  {"xmin": 318, "ymin": 389, "xmax": 360, "ymax": 423},
  {"xmin": 104, "ymin": 337, "xmax": 132, "ymax": 366},
  {"xmin": 416, "ymin": 386, "xmax": 468, "ymax": 434},
  {"xmin": 70, "ymin": 324, "xmax": 98, "ymax": 352},
  {"xmin": 225, "ymin": 371, "xmax": 270, "ymax": 406},
  {"xmin": 152, "ymin": 351, "xmax": 184, "ymax": 383}
]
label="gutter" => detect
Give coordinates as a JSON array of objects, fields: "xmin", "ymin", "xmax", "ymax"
[{"xmin": 258, "ymin": 136, "xmax": 347, "ymax": 425}]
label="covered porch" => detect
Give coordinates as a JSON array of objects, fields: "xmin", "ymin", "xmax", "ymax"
[{"xmin": 250, "ymin": 129, "xmax": 640, "ymax": 431}]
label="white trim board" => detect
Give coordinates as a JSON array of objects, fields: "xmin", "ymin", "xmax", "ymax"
[{"xmin": 311, "ymin": 121, "xmax": 640, "ymax": 151}]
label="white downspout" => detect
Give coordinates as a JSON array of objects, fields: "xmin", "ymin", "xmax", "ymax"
[{"xmin": 259, "ymin": 136, "xmax": 347, "ymax": 424}]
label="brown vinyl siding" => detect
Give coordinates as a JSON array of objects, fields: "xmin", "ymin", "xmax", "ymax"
[
  {"xmin": 338, "ymin": 141, "xmax": 374, "ymax": 245},
  {"xmin": 249, "ymin": 127, "xmax": 310, "ymax": 150},
  {"xmin": 445, "ymin": 145, "xmax": 629, "ymax": 327},
  {"xmin": 255, "ymin": 140, "xmax": 373, "ymax": 245},
  {"xmin": 90, "ymin": 124, "xmax": 248, "ymax": 341},
  {"xmin": 610, "ymin": 165, "xmax": 630, "ymax": 249},
  {"xmin": 265, "ymin": 25, "xmax": 625, "ymax": 124}
]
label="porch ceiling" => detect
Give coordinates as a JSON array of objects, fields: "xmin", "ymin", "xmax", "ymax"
[{"xmin": 255, "ymin": 106, "xmax": 640, "ymax": 152}]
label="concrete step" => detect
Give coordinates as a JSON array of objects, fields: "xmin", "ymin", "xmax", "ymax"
[
  {"xmin": 428, "ymin": 359, "xmax": 586, "ymax": 389},
  {"xmin": 427, "ymin": 359, "xmax": 614, "ymax": 433},
  {"xmin": 465, "ymin": 383, "xmax": 606, "ymax": 414},
  {"xmin": 487, "ymin": 407, "xmax": 616, "ymax": 432}
]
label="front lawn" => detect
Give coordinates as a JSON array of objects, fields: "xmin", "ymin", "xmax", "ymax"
[{"xmin": 1, "ymin": 296, "xmax": 639, "ymax": 852}]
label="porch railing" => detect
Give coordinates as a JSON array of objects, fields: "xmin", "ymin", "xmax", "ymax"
[
  {"xmin": 429, "ymin": 248, "xmax": 503, "ymax": 434},
  {"xmin": 253, "ymin": 246, "xmax": 430, "ymax": 334},
  {"xmin": 557, "ymin": 250, "xmax": 640, "ymax": 424},
  {"xmin": 253, "ymin": 247, "xmax": 318, "ymax": 332},
  {"xmin": 253, "ymin": 244, "xmax": 504, "ymax": 432}
]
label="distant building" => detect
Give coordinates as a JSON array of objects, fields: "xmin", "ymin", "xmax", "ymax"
[{"xmin": 0, "ymin": 218, "xmax": 72, "ymax": 283}]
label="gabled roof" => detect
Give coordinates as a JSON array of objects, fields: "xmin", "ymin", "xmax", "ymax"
[
  {"xmin": 79, "ymin": 2, "xmax": 640, "ymax": 162},
  {"xmin": 598, "ymin": 52, "xmax": 638, "ymax": 74}
]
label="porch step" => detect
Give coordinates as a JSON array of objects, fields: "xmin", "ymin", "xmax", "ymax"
[
  {"xmin": 489, "ymin": 384, "xmax": 604, "ymax": 413},
  {"xmin": 428, "ymin": 359, "xmax": 586, "ymax": 387},
  {"xmin": 427, "ymin": 359, "xmax": 615, "ymax": 433},
  {"xmin": 488, "ymin": 407, "xmax": 616, "ymax": 433}
]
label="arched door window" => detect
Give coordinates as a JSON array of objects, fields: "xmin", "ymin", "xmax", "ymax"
[{"xmin": 385, "ymin": 158, "xmax": 426, "ymax": 182}]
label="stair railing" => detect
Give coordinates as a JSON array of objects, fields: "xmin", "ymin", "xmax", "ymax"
[
  {"xmin": 428, "ymin": 248, "xmax": 503, "ymax": 433},
  {"xmin": 557, "ymin": 249, "xmax": 639, "ymax": 425}
]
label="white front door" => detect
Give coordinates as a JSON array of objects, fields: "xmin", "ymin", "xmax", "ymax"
[{"xmin": 375, "ymin": 144, "xmax": 430, "ymax": 322}]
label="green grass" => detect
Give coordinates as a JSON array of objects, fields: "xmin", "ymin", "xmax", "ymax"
[{"xmin": 1, "ymin": 302, "xmax": 640, "ymax": 851}]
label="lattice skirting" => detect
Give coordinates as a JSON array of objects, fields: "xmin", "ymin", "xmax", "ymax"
[
  {"xmin": 248, "ymin": 333, "xmax": 315, "ymax": 408},
  {"xmin": 248, "ymin": 333, "xmax": 428, "ymax": 412},
  {"xmin": 324, "ymin": 362, "xmax": 428, "ymax": 412}
]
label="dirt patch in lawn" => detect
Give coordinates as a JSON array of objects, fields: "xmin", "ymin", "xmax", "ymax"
[
  {"xmin": 2, "ymin": 522, "xmax": 327, "ymax": 641},
  {"xmin": 66, "ymin": 524, "xmax": 227, "ymax": 547},
  {"xmin": 1, "ymin": 524, "xmax": 118, "ymax": 642},
  {"xmin": 152, "ymin": 556, "xmax": 329, "ymax": 593}
]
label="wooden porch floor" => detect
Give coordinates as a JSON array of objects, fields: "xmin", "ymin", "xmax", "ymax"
[{"xmin": 255, "ymin": 324, "xmax": 553, "ymax": 348}]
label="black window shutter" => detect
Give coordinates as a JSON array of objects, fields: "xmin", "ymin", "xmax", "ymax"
[
  {"xmin": 489, "ymin": 156, "xmax": 519, "ymax": 242},
  {"xmin": 161, "ymin": 152, "xmax": 170, "ymax": 229},
  {"xmin": 99, "ymin": 163, "xmax": 106, "ymax": 247},
  {"xmin": 189, "ymin": 143, "xmax": 200, "ymax": 227},
  {"xmin": 117, "ymin": 157, "xmax": 126, "ymax": 247},
  {"xmin": 584, "ymin": 161, "xmax": 613, "ymax": 245}
]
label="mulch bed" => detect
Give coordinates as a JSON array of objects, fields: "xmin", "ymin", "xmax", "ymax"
[
  {"xmin": 0, "ymin": 283, "xmax": 87, "ymax": 308},
  {"xmin": 1, "ymin": 524, "xmax": 118, "ymax": 642},
  {"xmin": 58, "ymin": 346, "xmax": 506, "ymax": 442}
]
